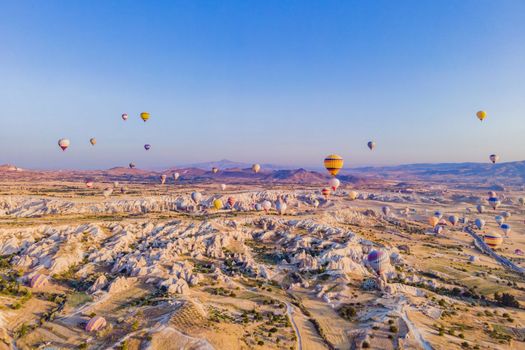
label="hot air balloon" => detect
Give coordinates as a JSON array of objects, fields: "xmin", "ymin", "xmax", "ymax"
[
  {"xmin": 58, "ymin": 138, "xmax": 70, "ymax": 151},
  {"xmin": 324, "ymin": 154, "xmax": 344, "ymax": 176},
  {"xmin": 367, "ymin": 250, "xmax": 389, "ymax": 274},
  {"xmin": 448, "ymin": 215, "xmax": 459, "ymax": 226},
  {"xmin": 429, "ymin": 216, "xmax": 439, "ymax": 228},
  {"xmin": 434, "ymin": 225, "xmax": 444, "ymax": 234},
  {"xmin": 144, "ymin": 144, "xmax": 151, "ymax": 151},
  {"xmin": 382, "ymin": 206, "xmax": 391, "ymax": 216},
  {"xmin": 255, "ymin": 203, "xmax": 262, "ymax": 211},
  {"xmin": 367, "ymin": 141, "xmax": 376, "ymax": 151},
  {"xmin": 476, "ymin": 110, "xmax": 487, "ymax": 121},
  {"xmin": 227, "ymin": 197, "xmax": 235, "ymax": 208},
  {"xmin": 113, "ymin": 181, "xmax": 119, "ymax": 188},
  {"xmin": 160, "ymin": 174, "xmax": 167, "ymax": 185},
  {"xmin": 489, "ymin": 154, "xmax": 499, "ymax": 164},
  {"xmin": 276, "ymin": 200, "xmax": 287, "ymax": 215},
  {"xmin": 484, "ymin": 232, "xmax": 503, "ymax": 249},
  {"xmin": 129, "ymin": 162, "xmax": 136, "ymax": 169},
  {"xmin": 321, "ymin": 188, "xmax": 331, "ymax": 199},
  {"xmin": 501, "ymin": 211, "xmax": 511, "ymax": 219},
  {"xmin": 262, "ymin": 200, "xmax": 272, "ymax": 213},
  {"xmin": 173, "ymin": 172, "xmax": 180, "ymax": 181},
  {"xmin": 495, "ymin": 215, "xmax": 505, "ymax": 225},
  {"xmin": 252, "ymin": 164, "xmax": 261, "ymax": 173},
  {"xmin": 213, "ymin": 199, "xmax": 223, "ymax": 210},
  {"xmin": 121, "ymin": 113, "xmax": 128, "ymax": 121},
  {"xmin": 140, "ymin": 112, "xmax": 150, "ymax": 122},
  {"xmin": 476, "ymin": 205, "xmax": 485, "ymax": 214},
  {"xmin": 488, "ymin": 197, "xmax": 501, "ymax": 210},
  {"xmin": 212, "ymin": 167, "xmax": 219, "ymax": 174},
  {"xmin": 191, "ymin": 191, "xmax": 202, "ymax": 203},
  {"xmin": 348, "ymin": 191, "xmax": 358, "ymax": 200},
  {"xmin": 500, "ymin": 223, "xmax": 511, "ymax": 236},
  {"xmin": 329, "ymin": 178, "xmax": 340, "ymax": 191},
  {"xmin": 90, "ymin": 138, "xmax": 96, "ymax": 146},
  {"xmin": 461, "ymin": 217, "xmax": 469, "ymax": 225},
  {"xmin": 474, "ymin": 218, "xmax": 486, "ymax": 230},
  {"xmin": 220, "ymin": 184, "xmax": 227, "ymax": 191},
  {"xmin": 434, "ymin": 211, "xmax": 443, "ymax": 220},
  {"xmin": 488, "ymin": 191, "xmax": 497, "ymax": 198},
  {"xmin": 85, "ymin": 180, "xmax": 94, "ymax": 188}
]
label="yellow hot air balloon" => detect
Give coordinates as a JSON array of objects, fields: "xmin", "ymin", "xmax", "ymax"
[
  {"xmin": 476, "ymin": 110, "xmax": 486, "ymax": 121},
  {"xmin": 324, "ymin": 154, "xmax": 344, "ymax": 176},
  {"xmin": 348, "ymin": 190, "xmax": 359, "ymax": 200},
  {"xmin": 140, "ymin": 112, "xmax": 150, "ymax": 122},
  {"xmin": 252, "ymin": 163, "xmax": 261, "ymax": 174},
  {"xmin": 428, "ymin": 216, "xmax": 439, "ymax": 228},
  {"xmin": 213, "ymin": 199, "xmax": 223, "ymax": 210}
]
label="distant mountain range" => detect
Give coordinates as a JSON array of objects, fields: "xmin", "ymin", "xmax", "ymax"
[{"xmin": 2, "ymin": 160, "xmax": 524, "ymax": 186}]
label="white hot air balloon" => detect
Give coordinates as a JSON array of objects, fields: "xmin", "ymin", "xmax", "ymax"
[
  {"xmin": 329, "ymin": 178, "xmax": 340, "ymax": 191},
  {"xmin": 173, "ymin": 172, "xmax": 180, "ymax": 181},
  {"xmin": 160, "ymin": 174, "xmax": 167, "ymax": 185},
  {"xmin": 262, "ymin": 200, "xmax": 272, "ymax": 213},
  {"xmin": 58, "ymin": 138, "xmax": 70, "ymax": 151},
  {"xmin": 220, "ymin": 184, "xmax": 227, "ymax": 191},
  {"xmin": 191, "ymin": 191, "xmax": 202, "ymax": 203}
]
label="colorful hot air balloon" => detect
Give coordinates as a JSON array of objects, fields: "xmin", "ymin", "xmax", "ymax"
[
  {"xmin": 58, "ymin": 138, "xmax": 70, "ymax": 151},
  {"xmin": 90, "ymin": 138, "xmax": 96, "ymax": 146},
  {"xmin": 160, "ymin": 174, "xmax": 167, "ymax": 185},
  {"xmin": 382, "ymin": 206, "xmax": 391, "ymax": 216},
  {"xmin": 489, "ymin": 154, "xmax": 499, "ymax": 164},
  {"xmin": 140, "ymin": 112, "xmax": 150, "ymax": 122},
  {"xmin": 144, "ymin": 144, "xmax": 151, "ymax": 151},
  {"xmin": 85, "ymin": 180, "xmax": 94, "ymax": 188},
  {"xmin": 429, "ymin": 216, "xmax": 439, "ymax": 228},
  {"xmin": 329, "ymin": 178, "xmax": 340, "ymax": 191},
  {"xmin": 476, "ymin": 205, "xmax": 485, "ymax": 214},
  {"xmin": 324, "ymin": 154, "xmax": 344, "ymax": 176},
  {"xmin": 495, "ymin": 215, "xmax": 505, "ymax": 225},
  {"xmin": 367, "ymin": 250, "xmax": 389, "ymax": 274},
  {"xmin": 488, "ymin": 197, "xmax": 501, "ymax": 210},
  {"xmin": 367, "ymin": 141, "xmax": 376, "ymax": 151},
  {"xmin": 474, "ymin": 218, "xmax": 486, "ymax": 230},
  {"xmin": 434, "ymin": 211, "xmax": 443, "ymax": 220},
  {"xmin": 484, "ymin": 232, "xmax": 503, "ymax": 249},
  {"xmin": 121, "ymin": 113, "xmax": 128, "ymax": 121},
  {"xmin": 213, "ymin": 199, "xmax": 223, "ymax": 210},
  {"xmin": 252, "ymin": 164, "xmax": 261, "ymax": 173},
  {"xmin": 191, "ymin": 192, "xmax": 202, "ymax": 203},
  {"xmin": 227, "ymin": 197, "xmax": 235, "ymax": 208},
  {"xmin": 476, "ymin": 111, "xmax": 487, "ymax": 121},
  {"xmin": 220, "ymin": 184, "xmax": 227, "ymax": 191},
  {"xmin": 434, "ymin": 225, "xmax": 444, "ymax": 235},
  {"xmin": 276, "ymin": 200, "xmax": 287, "ymax": 215},
  {"xmin": 262, "ymin": 200, "xmax": 272, "ymax": 212},
  {"xmin": 500, "ymin": 223, "xmax": 511, "ymax": 236},
  {"xmin": 129, "ymin": 162, "xmax": 136, "ymax": 169},
  {"xmin": 321, "ymin": 188, "xmax": 331, "ymax": 199},
  {"xmin": 212, "ymin": 167, "xmax": 219, "ymax": 174},
  {"xmin": 173, "ymin": 172, "xmax": 180, "ymax": 181},
  {"xmin": 348, "ymin": 191, "xmax": 358, "ymax": 200},
  {"xmin": 448, "ymin": 215, "xmax": 459, "ymax": 226}
]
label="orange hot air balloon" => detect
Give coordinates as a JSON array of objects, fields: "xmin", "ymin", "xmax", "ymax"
[{"xmin": 428, "ymin": 216, "xmax": 439, "ymax": 228}]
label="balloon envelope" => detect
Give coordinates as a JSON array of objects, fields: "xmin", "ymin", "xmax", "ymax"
[
  {"xmin": 329, "ymin": 178, "xmax": 340, "ymax": 191},
  {"xmin": 348, "ymin": 191, "xmax": 358, "ymax": 200},
  {"xmin": 121, "ymin": 113, "xmax": 128, "ymax": 121},
  {"xmin": 367, "ymin": 141, "xmax": 376, "ymax": 150},
  {"xmin": 323, "ymin": 154, "xmax": 344, "ymax": 176},
  {"xmin": 144, "ymin": 144, "xmax": 151, "ymax": 151},
  {"xmin": 213, "ymin": 199, "xmax": 223, "ymax": 210},
  {"xmin": 90, "ymin": 138, "xmax": 96, "ymax": 146},
  {"xmin": 484, "ymin": 232, "xmax": 503, "ymax": 249},
  {"xmin": 474, "ymin": 218, "xmax": 485, "ymax": 230},
  {"xmin": 489, "ymin": 154, "xmax": 499, "ymax": 164},
  {"xmin": 191, "ymin": 191, "xmax": 202, "ymax": 203},
  {"xmin": 58, "ymin": 138, "xmax": 70, "ymax": 151},
  {"xmin": 252, "ymin": 164, "xmax": 261, "ymax": 173},
  {"xmin": 140, "ymin": 112, "xmax": 150, "ymax": 122}
]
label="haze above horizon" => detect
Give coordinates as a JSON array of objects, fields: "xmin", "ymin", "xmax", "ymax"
[{"xmin": 1, "ymin": 0, "xmax": 524, "ymax": 170}]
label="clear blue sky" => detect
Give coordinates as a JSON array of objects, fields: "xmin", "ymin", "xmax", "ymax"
[{"xmin": 1, "ymin": 0, "xmax": 524, "ymax": 170}]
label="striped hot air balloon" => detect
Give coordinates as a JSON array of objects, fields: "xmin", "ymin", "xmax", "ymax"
[
  {"xmin": 367, "ymin": 250, "xmax": 389, "ymax": 274},
  {"xmin": 324, "ymin": 154, "xmax": 344, "ymax": 176},
  {"xmin": 484, "ymin": 232, "xmax": 503, "ymax": 249}
]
